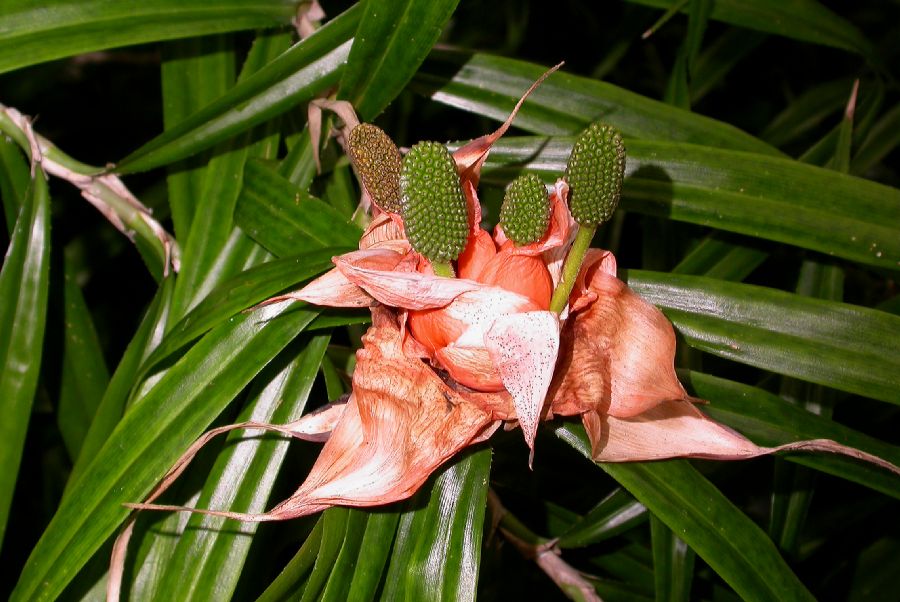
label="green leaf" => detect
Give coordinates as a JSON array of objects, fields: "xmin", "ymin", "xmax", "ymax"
[
  {"xmin": 278, "ymin": 128, "xmax": 320, "ymax": 189},
  {"xmin": 66, "ymin": 277, "xmax": 176, "ymax": 492},
  {"xmin": 256, "ymin": 517, "xmax": 324, "ymax": 602},
  {"xmin": 833, "ymin": 86, "xmax": 856, "ymax": 174},
  {"xmin": 556, "ymin": 488, "xmax": 648, "ymax": 549},
  {"xmin": 345, "ymin": 511, "xmax": 402, "ymax": 600},
  {"xmin": 0, "ymin": 0, "xmax": 300, "ymax": 75},
  {"xmin": 169, "ymin": 31, "xmax": 291, "ymax": 318},
  {"xmin": 663, "ymin": 0, "xmax": 712, "ymax": 109},
  {"xmin": 319, "ymin": 163, "xmax": 359, "ymax": 218},
  {"xmin": 320, "ymin": 353, "xmax": 347, "ymax": 401},
  {"xmin": 664, "ymin": 51, "xmax": 691, "ymax": 110},
  {"xmin": 628, "ymin": 271, "xmax": 900, "ymax": 406},
  {"xmin": 651, "ymin": 515, "xmax": 696, "ymax": 602},
  {"xmin": 155, "ymin": 334, "xmax": 330, "ymax": 601},
  {"xmin": 690, "ymin": 29, "xmax": 766, "ymax": 103},
  {"xmin": 759, "ymin": 78, "xmax": 854, "ymax": 148},
  {"xmin": 852, "ymin": 102, "xmax": 900, "ymax": 175},
  {"xmin": 140, "ymin": 249, "xmax": 335, "ymax": 373},
  {"xmin": 307, "ymin": 309, "xmax": 370, "ymax": 332},
  {"xmin": 768, "ymin": 260, "xmax": 842, "ymax": 554},
  {"xmin": 414, "ymin": 50, "xmax": 780, "ymax": 154},
  {"xmin": 235, "ymin": 159, "xmax": 361, "ymax": 257},
  {"xmin": 116, "ymin": 4, "xmax": 362, "ymax": 173},
  {"xmin": 555, "ymin": 424, "xmax": 816, "ymax": 602},
  {"xmin": 160, "ymin": 34, "xmax": 236, "ymax": 243},
  {"xmin": 799, "ymin": 82, "xmax": 884, "ymax": 168},
  {"xmin": 847, "ymin": 537, "xmax": 900, "ymax": 602},
  {"xmin": 624, "ymin": 0, "xmax": 873, "ymax": 57},
  {"xmin": 681, "ymin": 370, "xmax": 900, "ymax": 499},
  {"xmin": 299, "ymin": 508, "xmax": 357, "ymax": 602},
  {"xmin": 672, "ymin": 235, "xmax": 767, "ymax": 281},
  {"xmin": 381, "ymin": 447, "xmax": 492, "ymax": 601},
  {"xmin": 479, "ymin": 136, "xmax": 900, "ymax": 270},
  {"xmin": 317, "ymin": 509, "xmax": 370, "ymax": 602},
  {"xmin": 0, "ymin": 136, "xmax": 29, "ymax": 233},
  {"xmin": 0, "ymin": 167, "xmax": 50, "ymax": 551},
  {"xmin": 57, "ymin": 255, "xmax": 110, "ymax": 461},
  {"xmin": 588, "ymin": 577, "xmax": 656, "ymax": 602},
  {"xmin": 589, "ymin": 538, "xmax": 655, "ymax": 595},
  {"xmin": 339, "ymin": 0, "xmax": 460, "ymax": 120},
  {"xmin": 11, "ymin": 301, "xmax": 318, "ymax": 602}
]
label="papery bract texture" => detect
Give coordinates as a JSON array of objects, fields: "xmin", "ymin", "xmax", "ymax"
[
  {"xmin": 266, "ymin": 306, "xmax": 506, "ymax": 518},
  {"xmin": 550, "ymin": 252, "xmax": 688, "ymax": 421}
]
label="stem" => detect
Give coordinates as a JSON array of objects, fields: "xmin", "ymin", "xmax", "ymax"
[
  {"xmin": 0, "ymin": 108, "xmax": 99, "ymax": 175},
  {"xmin": 432, "ymin": 261, "xmax": 456, "ymax": 278},
  {"xmin": 488, "ymin": 490, "xmax": 601, "ymax": 601},
  {"xmin": 549, "ymin": 224, "xmax": 596, "ymax": 314},
  {"xmin": 487, "ymin": 490, "xmax": 550, "ymax": 546},
  {"xmin": 0, "ymin": 104, "xmax": 179, "ymax": 278}
]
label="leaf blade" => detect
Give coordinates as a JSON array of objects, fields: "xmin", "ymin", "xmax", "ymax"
[
  {"xmin": 116, "ymin": 5, "xmax": 362, "ymax": 173},
  {"xmin": 480, "ymin": 136, "xmax": 900, "ymax": 270},
  {"xmin": 627, "ymin": 271, "xmax": 900, "ymax": 405},
  {"xmin": 11, "ymin": 301, "xmax": 318, "ymax": 602},
  {"xmin": 339, "ymin": 0, "xmax": 460, "ymax": 120},
  {"xmin": 0, "ymin": 167, "xmax": 50, "ymax": 551},
  {"xmin": 555, "ymin": 425, "xmax": 816, "ymax": 602},
  {"xmin": 0, "ymin": 0, "xmax": 300, "ymax": 74},
  {"xmin": 624, "ymin": 0, "xmax": 873, "ymax": 57},
  {"xmin": 57, "ymin": 255, "xmax": 111, "ymax": 461},
  {"xmin": 415, "ymin": 50, "xmax": 780, "ymax": 154},
  {"xmin": 157, "ymin": 335, "xmax": 331, "ymax": 601},
  {"xmin": 381, "ymin": 447, "xmax": 492, "ymax": 601},
  {"xmin": 235, "ymin": 160, "xmax": 362, "ymax": 256}
]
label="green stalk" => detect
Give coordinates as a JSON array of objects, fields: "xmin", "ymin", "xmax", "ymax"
[
  {"xmin": 549, "ymin": 225, "xmax": 595, "ymax": 314},
  {"xmin": 0, "ymin": 105, "xmax": 178, "ymax": 279},
  {"xmin": 432, "ymin": 261, "xmax": 456, "ymax": 278},
  {"xmin": 551, "ymin": 121, "xmax": 625, "ymax": 313}
]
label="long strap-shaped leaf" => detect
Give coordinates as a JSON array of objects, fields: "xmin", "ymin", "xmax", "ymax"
[
  {"xmin": 11, "ymin": 301, "xmax": 318, "ymax": 602},
  {"xmin": 624, "ymin": 0, "xmax": 873, "ymax": 57},
  {"xmin": 66, "ymin": 278, "xmax": 176, "ymax": 492},
  {"xmin": 167, "ymin": 31, "xmax": 287, "ymax": 318},
  {"xmin": 160, "ymin": 34, "xmax": 237, "ymax": 245},
  {"xmin": 339, "ymin": 0, "xmax": 460, "ymax": 120},
  {"xmin": 0, "ymin": 0, "xmax": 300, "ymax": 75},
  {"xmin": 0, "ymin": 168, "xmax": 50, "ymax": 551},
  {"xmin": 153, "ymin": 335, "xmax": 331, "ymax": 600},
  {"xmin": 480, "ymin": 136, "xmax": 900, "ymax": 270},
  {"xmin": 415, "ymin": 50, "xmax": 780, "ymax": 154},
  {"xmin": 0, "ymin": 137, "xmax": 30, "ymax": 229},
  {"xmin": 379, "ymin": 447, "xmax": 492, "ymax": 601},
  {"xmin": 627, "ymin": 271, "xmax": 900, "ymax": 406},
  {"xmin": 116, "ymin": 4, "xmax": 363, "ymax": 174},
  {"xmin": 57, "ymin": 256, "xmax": 111, "ymax": 461},
  {"xmin": 555, "ymin": 424, "xmax": 816, "ymax": 602}
]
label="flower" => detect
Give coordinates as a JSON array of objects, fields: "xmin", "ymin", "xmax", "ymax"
[{"xmin": 121, "ymin": 73, "xmax": 900, "ymax": 535}]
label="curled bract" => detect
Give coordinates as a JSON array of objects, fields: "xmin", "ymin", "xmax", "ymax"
[{"xmin": 111, "ymin": 62, "xmax": 900, "ymax": 602}]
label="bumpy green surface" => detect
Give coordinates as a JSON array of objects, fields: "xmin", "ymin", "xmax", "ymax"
[
  {"xmin": 565, "ymin": 122, "xmax": 626, "ymax": 226},
  {"xmin": 500, "ymin": 173, "xmax": 550, "ymax": 245},
  {"xmin": 348, "ymin": 123, "xmax": 402, "ymax": 213},
  {"xmin": 400, "ymin": 141, "xmax": 469, "ymax": 263}
]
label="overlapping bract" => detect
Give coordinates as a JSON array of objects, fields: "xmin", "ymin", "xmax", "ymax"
[{"xmin": 122, "ymin": 72, "xmax": 900, "ymax": 543}]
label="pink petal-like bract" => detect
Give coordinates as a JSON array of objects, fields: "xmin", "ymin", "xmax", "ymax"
[
  {"xmin": 551, "ymin": 258, "xmax": 688, "ymax": 420},
  {"xmin": 267, "ymin": 306, "xmax": 503, "ymax": 517},
  {"xmin": 485, "ymin": 311, "xmax": 560, "ymax": 458},
  {"xmin": 582, "ymin": 399, "xmax": 900, "ymax": 477}
]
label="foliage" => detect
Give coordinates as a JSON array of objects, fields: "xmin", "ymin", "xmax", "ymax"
[{"xmin": 1, "ymin": 0, "xmax": 899, "ymax": 600}]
